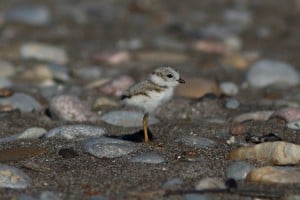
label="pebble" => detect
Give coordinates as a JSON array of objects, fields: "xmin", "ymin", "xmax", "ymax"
[
  {"xmin": 184, "ymin": 194, "xmax": 209, "ymax": 200},
  {"xmin": 0, "ymin": 92, "xmax": 42, "ymax": 112},
  {"xmin": 225, "ymin": 98, "xmax": 240, "ymax": 109},
  {"xmin": 5, "ymin": 5, "xmax": 51, "ymax": 25},
  {"xmin": 39, "ymin": 191, "xmax": 61, "ymax": 200},
  {"xmin": 220, "ymin": 82, "xmax": 239, "ymax": 96},
  {"xmin": 162, "ymin": 178, "xmax": 183, "ymax": 189},
  {"xmin": 246, "ymin": 60, "xmax": 300, "ymax": 88},
  {"xmin": 0, "ymin": 77, "xmax": 13, "ymax": 88},
  {"xmin": 100, "ymin": 110, "xmax": 158, "ymax": 128},
  {"xmin": 93, "ymin": 97, "xmax": 119, "ymax": 110},
  {"xmin": 0, "ymin": 60, "xmax": 16, "ymax": 78},
  {"xmin": 99, "ymin": 75, "xmax": 134, "ymax": 96},
  {"xmin": 228, "ymin": 141, "xmax": 300, "ymax": 165},
  {"xmin": 17, "ymin": 194, "xmax": 36, "ymax": 200},
  {"xmin": 73, "ymin": 66, "xmax": 102, "ymax": 80},
  {"xmin": 232, "ymin": 110, "xmax": 274, "ymax": 123},
  {"xmin": 47, "ymin": 64, "xmax": 70, "ymax": 82},
  {"xmin": 0, "ymin": 127, "xmax": 46, "ymax": 143},
  {"xmin": 286, "ymin": 120, "xmax": 300, "ymax": 130},
  {"xmin": 94, "ymin": 51, "xmax": 131, "ymax": 65},
  {"xmin": 195, "ymin": 177, "xmax": 226, "ymax": 190},
  {"xmin": 20, "ymin": 42, "xmax": 68, "ymax": 64},
  {"xmin": 176, "ymin": 78, "xmax": 221, "ymax": 98},
  {"xmin": 225, "ymin": 161, "xmax": 254, "ymax": 181},
  {"xmin": 0, "ymin": 164, "xmax": 32, "ymax": 189},
  {"xmin": 246, "ymin": 166, "xmax": 300, "ymax": 184},
  {"xmin": 83, "ymin": 137, "xmax": 136, "ymax": 158},
  {"xmin": 129, "ymin": 152, "xmax": 166, "ymax": 164},
  {"xmin": 20, "ymin": 65, "xmax": 53, "ymax": 81},
  {"xmin": 176, "ymin": 136, "xmax": 217, "ymax": 148},
  {"xmin": 45, "ymin": 125, "xmax": 106, "ymax": 140},
  {"xmin": 272, "ymin": 107, "xmax": 300, "ymax": 122},
  {"xmin": 48, "ymin": 94, "xmax": 96, "ymax": 122}
]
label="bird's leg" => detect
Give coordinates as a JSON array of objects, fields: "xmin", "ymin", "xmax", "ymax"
[{"xmin": 143, "ymin": 113, "xmax": 149, "ymax": 143}]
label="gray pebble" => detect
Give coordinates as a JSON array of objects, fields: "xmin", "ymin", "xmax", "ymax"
[
  {"xmin": 0, "ymin": 77, "xmax": 12, "ymax": 88},
  {"xmin": 39, "ymin": 191, "xmax": 61, "ymax": 200},
  {"xmin": 45, "ymin": 125, "xmax": 106, "ymax": 140},
  {"xmin": 47, "ymin": 64, "xmax": 70, "ymax": 82},
  {"xmin": 286, "ymin": 120, "xmax": 300, "ymax": 130},
  {"xmin": 20, "ymin": 42, "xmax": 68, "ymax": 64},
  {"xmin": 73, "ymin": 66, "xmax": 102, "ymax": 80},
  {"xmin": 5, "ymin": 5, "xmax": 51, "ymax": 25},
  {"xmin": 83, "ymin": 137, "xmax": 136, "ymax": 158},
  {"xmin": 0, "ymin": 92, "xmax": 42, "ymax": 112},
  {"xmin": 0, "ymin": 127, "xmax": 46, "ymax": 143},
  {"xmin": 162, "ymin": 178, "xmax": 183, "ymax": 189},
  {"xmin": 0, "ymin": 60, "xmax": 15, "ymax": 78},
  {"xmin": 129, "ymin": 152, "xmax": 166, "ymax": 164},
  {"xmin": 247, "ymin": 60, "xmax": 300, "ymax": 88},
  {"xmin": 49, "ymin": 94, "xmax": 96, "ymax": 122},
  {"xmin": 100, "ymin": 111, "xmax": 158, "ymax": 128},
  {"xmin": 225, "ymin": 161, "xmax": 253, "ymax": 181},
  {"xmin": 220, "ymin": 82, "xmax": 239, "ymax": 96},
  {"xmin": 176, "ymin": 136, "xmax": 217, "ymax": 148},
  {"xmin": 225, "ymin": 98, "xmax": 240, "ymax": 109},
  {"xmin": 17, "ymin": 194, "xmax": 36, "ymax": 200},
  {"xmin": 0, "ymin": 164, "xmax": 32, "ymax": 189}
]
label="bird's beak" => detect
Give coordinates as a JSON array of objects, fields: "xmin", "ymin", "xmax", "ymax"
[{"xmin": 178, "ymin": 78, "xmax": 185, "ymax": 83}]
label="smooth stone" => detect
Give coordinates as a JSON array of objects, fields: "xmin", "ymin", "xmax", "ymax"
[
  {"xmin": 232, "ymin": 110, "xmax": 274, "ymax": 123},
  {"xmin": 176, "ymin": 136, "xmax": 217, "ymax": 148},
  {"xmin": 228, "ymin": 141, "xmax": 300, "ymax": 165},
  {"xmin": 39, "ymin": 85, "xmax": 63, "ymax": 100},
  {"xmin": 0, "ymin": 60, "xmax": 15, "ymax": 78},
  {"xmin": 5, "ymin": 5, "xmax": 51, "ymax": 25},
  {"xmin": 39, "ymin": 191, "xmax": 61, "ymax": 200},
  {"xmin": 94, "ymin": 51, "xmax": 131, "ymax": 65},
  {"xmin": 286, "ymin": 120, "xmax": 300, "ymax": 130},
  {"xmin": 83, "ymin": 137, "xmax": 136, "ymax": 158},
  {"xmin": 49, "ymin": 95, "xmax": 96, "ymax": 122},
  {"xmin": 99, "ymin": 75, "xmax": 134, "ymax": 96},
  {"xmin": 0, "ymin": 77, "xmax": 12, "ymax": 88},
  {"xmin": 272, "ymin": 107, "xmax": 300, "ymax": 122},
  {"xmin": 162, "ymin": 178, "xmax": 183, "ymax": 189},
  {"xmin": 47, "ymin": 64, "xmax": 70, "ymax": 82},
  {"xmin": 129, "ymin": 152, "xmax": 166, "ymax": 164},
  {"xmin": 93, "ymin": 97, "xmax": 119, "ymax": 109},
  {"xmin": 73, "ymin": 66, "xmax": 102, "ymax": 80},
  {"xmin": 220, "ymin": 82, "xmax": 239, "ymax": 96},
  {"xmin": 0, "ymin": 127, "xmax": 46, "ymax": 143},
  {"xmin": 246, "ymin": 166, "xmax": 300, "ymax": 184},
  {"xmin": 0, "ymin": 164, "xmax": 31, "ymax": 189},
  {"xmin": 195, "ymin": 177, "xmax": 226, "ymax": 190},
  {"xmin": 20, "ymin": 42, "xmax": 68, "ymax": 64},
  {"xmin": 45, "ymin": 125, "xmax": 106, "ymax": 140},
  {"xmin": 0, "ymin": 93, "xmax": 42, "ymax": 112},
  {"xmin": 225, "ymin": 98, "xmax": 240, "ymax": 109},
  {"xmin": 247, "ymin": 60, "xmax": 300, "ymax": 88},
  {"xmin": 20, "ymin": 65, "xmax": 53, "ymax": 81},
  {"xmin": 225, "ymin": 161, "xmax": 254, "ymax": 180},
  {"xmin": 100, "ymin": 111, "xmax": 158, "ymax": 128}
]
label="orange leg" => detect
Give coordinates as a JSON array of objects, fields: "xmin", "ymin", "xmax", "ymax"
[{"xmin": 143, "ymin": 113, "xmax": 149, "ymax": 143}]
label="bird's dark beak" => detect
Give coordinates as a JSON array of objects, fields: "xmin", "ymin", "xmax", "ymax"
[{"xmin": 178, "ymin": 78, "xmax": 185, "ymax": 83}]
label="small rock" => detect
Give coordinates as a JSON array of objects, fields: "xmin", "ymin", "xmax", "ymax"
[
  {"xmin": 176, "ymin": 78, "xmax": 221, "ymax": 98},
  {"xmin": 286, "ymin": 120, "xmax": 300, "ymax": 130},
  {"xmin": 220, "ymin": 82, "xmax": 239, "ymax": 96},
  {"xmin": 73, "ymin": 66, "xmax": 102, "ymax": 80},
  {"xmin": 195, "ymin": 177, "xmax": 226, "ymax": 190},
  {"xmin": 99, "ymin": 75, "xmax": 134, "ymax": 96},
  {"xmin": 232, "ymin": 110, "xmax": 274, "ymax": 123},
  {"xmin": 129, "ymin": 152, "xmax": 166, "ymax": 164},
  {"xmin": 94, "ymin": 51, "xmax": 131, "ymax": 65},
  {"xmin": 246, "ymin": 166, "xmax": 300, "ymax": 184},
  {"xmin": 0, "ymin": 77, "xmax": 13, "ymax": 88},
  {"xmin": 272, "ymin": 107, "xmax": 300, "ymax": 122},
  {"xmin": 17, "ymin": 194, "xmax": 36, "ymax": 200},
  {"xmin": 0, "ymin": 127, "xmax": 46, "ymax": 143},
  {"xmin": 176, "ymin": 136, "xmax": 217, "ymax": 148},
  {"xmin": 247, "ymin": 60, "xmax": 300, "ymax": 88},
  {"xmin": 191, "ymin": 40, "xmax": 227, "ymax": 55},
  {"xmin": 39, "ymin": 191, "xmax": 61, "ymax": 200},
  {"xmin": 0, "ymin": 92, "xmax": 42, "ymax": 112},
  {"xmin": 93, "ymin": 97, "xmax": 118, "ymax": 110},
  {"xmin": 228, "ymin": 141, "xmax": 300, "ymax": 165},
  {"xmin": 20, "ymin": 65, "xmax": 53, "ymax": 81},
  {"xmin": 162, "ymin": 178, "xmax": 183, "ymax": 189},
  {"xmin": 100, "ymin": 110, "xmax": 158, "ymax": 128},
  {"xmin": 134, "ymin": 51, "xmax": 188, "ymax": 64},
  {"xmin": 48, "ymin": 95, "xmax": 96, "ymax": 122},
  {"xmin": 47, "ymin": 64, "xmax": 70, "ymax": 82},
  {"xmin": 223, "ymin": 54, "xmax": 250, "ymax": 69},
  {"xmin": 20, "ymin": 42, "xmax": 68, "ymax": 64},
  {"xmin": 225, "ymin": 161, "xmax": 254, "ymax": 181},
  {"xmin": 45, "ymin": 125, "xmax": 106, "ymax": 140},
  {"xmin": 0, "ymin": 164, "xmax": 32, "ymax": 189},
  {"xmin": 5, "ymin": 5, "xmax": 51, "ymax": 25},
  {"xmin": 83, "ymin": 137, "xmax": 136, "ymax": 158},
  {"xmin": 184, "ymin": 194, "xmax": 209, "ymax": 200},
  {"xmin": 0, "ymin": 60, "xmax": 15, "ymax": 78},
  {"xmin": 225, "ymin": 98, "xmax": 240, "ymax": 109}
]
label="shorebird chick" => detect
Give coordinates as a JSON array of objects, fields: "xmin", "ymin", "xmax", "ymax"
[{"xmin": 121, "ymin": 66, "xmax": 185, "ymax": 142}]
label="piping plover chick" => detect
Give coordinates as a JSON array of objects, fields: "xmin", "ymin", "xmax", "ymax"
[{"xmin": 121, "ymin": 66, "xmax": 185, "ymax": 142}]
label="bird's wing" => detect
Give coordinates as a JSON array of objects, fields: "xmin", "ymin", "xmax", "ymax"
[{"xmin": 121, "ymin": 80, "xmax": 163, "ymax": 99}]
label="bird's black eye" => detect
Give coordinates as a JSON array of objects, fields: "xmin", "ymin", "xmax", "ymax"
[{"xmin": 167, "ymin": 74, "xmax": 173, "ymax": 78}]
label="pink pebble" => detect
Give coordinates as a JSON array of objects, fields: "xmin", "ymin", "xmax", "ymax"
[
  {"xmin": 94, "ymin": 51, "xmax": 131, "ymax": 65},
  {"xmin": 99, "ymin": 75, "xmax": 134, "ymax": 96},
  {"xmin": 272, "ymin": 107, "xmax": 300, "ymax": 122}
]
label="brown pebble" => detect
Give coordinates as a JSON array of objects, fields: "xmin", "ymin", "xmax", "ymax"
[
  {"xmin": 230, "ymin": 123, "xmax": 248, "ymax": 135},
  {"xmin": 0, "ymin": 104, "xmax": 16, "ymax": 112},
  {"xmin": 0, "ymin": 88, "xmax": 14, "ymax": 97}
]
